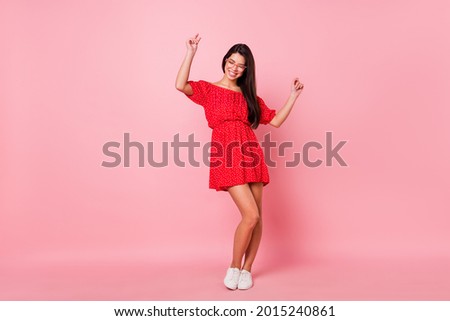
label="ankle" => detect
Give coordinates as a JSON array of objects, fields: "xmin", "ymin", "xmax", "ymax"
[{"xmin": 242, "ymin": 267, "xmax": 252, "ymax": 272}]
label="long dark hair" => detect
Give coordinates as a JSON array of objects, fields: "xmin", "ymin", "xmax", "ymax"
[{"xmin": 221, "ymin": 44, "xmax": 261, "ymax": 129}]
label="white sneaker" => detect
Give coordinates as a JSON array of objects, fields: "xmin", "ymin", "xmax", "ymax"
[
  {"xmin": 224, "ymin": 267, "xmax": 241, "ymax": 290},
  {"xmin": 238, "ymin": 270, "xmax": 253, "ymax": 290}
]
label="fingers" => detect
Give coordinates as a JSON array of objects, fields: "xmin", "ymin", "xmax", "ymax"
[
  {"xmin": 293, "ymin": 78, "xmax": 304, "ymax": 91},
  {"xmin": 188, "ymin": 33, "xmax": 201, "ymax": 46}
]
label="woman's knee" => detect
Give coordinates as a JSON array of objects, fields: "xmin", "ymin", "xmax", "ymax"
[{"xmin": 242, "ymin": 210, "xmax": 260, "ymax": 228}]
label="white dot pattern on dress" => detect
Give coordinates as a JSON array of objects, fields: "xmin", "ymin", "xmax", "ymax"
[{"xmin": 185, "ymin": 80, "xmax": 276, "ymax": 192}]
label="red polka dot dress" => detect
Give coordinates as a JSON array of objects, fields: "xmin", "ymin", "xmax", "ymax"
[{"xmin": 186, "ymin": 80, "xmax": 277, "ymax": 192}]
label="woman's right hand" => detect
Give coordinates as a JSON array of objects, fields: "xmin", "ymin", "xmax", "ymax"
[
  {"xmin": 176, "ymin": 34, "xmax": 200, "ymax": 94},
  {"xmin": 186, "ymin": 33, "xmax": 201, "ymax": 53}
]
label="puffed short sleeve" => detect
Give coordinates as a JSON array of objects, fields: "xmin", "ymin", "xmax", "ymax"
[
  {"xmin": 258, "ymin": 96, "xmax": 277, "ymax": 125},
  {"xmin": 185, "ymin": 80, "xmax": 209, "ymax": 106}
]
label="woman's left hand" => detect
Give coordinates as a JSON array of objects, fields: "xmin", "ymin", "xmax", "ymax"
[{"xmin": 291, "ymin": 78, "xmax": 304, "ymax": 97}]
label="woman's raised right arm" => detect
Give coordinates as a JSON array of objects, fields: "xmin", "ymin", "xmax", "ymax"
[{"xmin": 175, "ymin": 34, "xmax": 201, "ymax": 95}]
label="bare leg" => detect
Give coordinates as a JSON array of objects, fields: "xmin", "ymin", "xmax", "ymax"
[
  {"xmin": 227, "ymin": 183, "xmax": 260, "ymax": 270},
  {"xmin": 242, "ymin": 182, "xmax": 263, "ymax": 272}
]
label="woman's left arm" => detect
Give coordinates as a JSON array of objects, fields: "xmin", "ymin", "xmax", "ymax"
[{"xmin": 270, "ymin": 78, "xmax": 304, "ymax": 128}]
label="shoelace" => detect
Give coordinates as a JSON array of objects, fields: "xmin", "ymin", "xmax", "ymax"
[
  {"xmin": 227, "ymin": 269, "xmax": 240, "ymax": 281},
  {"xmin": 240, "ymin": 272, "xmax": 251, "ymax": 282}
]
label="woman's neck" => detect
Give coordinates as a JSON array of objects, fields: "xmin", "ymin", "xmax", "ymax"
[{"xmin": 215, "ymin": 76, "xmax": 239, "ymax": 90}]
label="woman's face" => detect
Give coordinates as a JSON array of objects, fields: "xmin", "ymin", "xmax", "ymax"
[{"xmin": 224, "ymin": 53, "xmax": 246, "ymax": 81}]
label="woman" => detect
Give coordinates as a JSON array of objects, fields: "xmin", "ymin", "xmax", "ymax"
[{"xmin": 175, "ymin": 34, "xmax": 304, "ymax": 290}]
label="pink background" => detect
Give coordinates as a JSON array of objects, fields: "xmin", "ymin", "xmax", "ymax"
[{"xmin": 1, "ymin": 0, "xmax": 449, "ymax": 300}]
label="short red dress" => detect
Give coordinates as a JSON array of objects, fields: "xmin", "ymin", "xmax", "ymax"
[{"xmin": 186, "ymin": 80, "xmax": 277, "ymax": 192}]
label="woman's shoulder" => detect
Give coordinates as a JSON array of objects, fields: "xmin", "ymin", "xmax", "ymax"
[
  {"xmin": 190, "ymin": 80, "xmax": 244, "ymax": 94},
  {"xmin": 186, "ymin": 80, "xmax": 213, "ymax": 96},
  {"xmin": 192, "ymin": 80, "xmax": 234, "ymax": 93},
  {"xmin": 189, "ymin": 80, "xmax": 213, "ymax": 91},
  {"xmin": 190, "ymin": 80, "xmax": 210, "ymax": 86}
]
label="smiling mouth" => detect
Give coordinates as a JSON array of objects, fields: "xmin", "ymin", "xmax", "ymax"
[{"xmin": 228, "ymin": 69, "xmax": 238, "ymax": 77}]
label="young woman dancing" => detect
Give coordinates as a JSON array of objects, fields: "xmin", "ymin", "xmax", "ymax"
[{"xmin": 175, "ymin": 34, "xmax": 304, "ymax": 290}]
